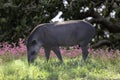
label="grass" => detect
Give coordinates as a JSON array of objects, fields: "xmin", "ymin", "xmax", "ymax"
[{"xmin": 0, "ymin": 52, "xmax": 120, "ymax": 80}]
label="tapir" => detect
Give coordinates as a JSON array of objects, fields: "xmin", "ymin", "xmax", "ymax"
[{"xmin": 26, "ymin": 20, "xmax": 95, "ymax": 63}]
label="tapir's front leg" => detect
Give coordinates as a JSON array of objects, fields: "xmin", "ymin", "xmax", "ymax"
[
  {"xmin": 44, "ymin": 47, "xmax": 51, "ymax": 62},
  {"xmin": 52, "ymin": 47, "xmax": 63, "ymax": 63}
]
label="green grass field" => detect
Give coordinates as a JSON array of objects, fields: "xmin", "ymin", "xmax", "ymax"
[{"xmin": 0, "ymin": 52, "xmax": 120, "ymax": 80}]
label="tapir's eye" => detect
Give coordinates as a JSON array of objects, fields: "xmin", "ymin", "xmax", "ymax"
[{"xmin": 30, "ymin": 40, "xmax": 37, "ymax": 46}]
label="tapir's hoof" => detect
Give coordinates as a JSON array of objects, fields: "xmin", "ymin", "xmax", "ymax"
[{"xmin": 60, "ymin": 61, "xmax": 63, "ymax": 64}]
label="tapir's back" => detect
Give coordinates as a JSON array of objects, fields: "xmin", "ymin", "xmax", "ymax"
[
  {"xmin": 46, "ymin": 20, "xmax": 95, "ymax": 34},
  {"xmin": 50, "ymin": 20, "xmax": 95, "ymax": 39},
  {"xmin": 41, "ymin": 20, "xmax": 95, "ymax": 46}
]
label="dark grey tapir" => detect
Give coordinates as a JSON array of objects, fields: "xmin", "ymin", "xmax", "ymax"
[{"xmin": 26, "ymin": 20, "xmax": 95, "ymax": 63}]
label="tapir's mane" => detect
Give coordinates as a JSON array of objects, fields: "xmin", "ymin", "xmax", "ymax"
[
  {"xmin": 30, "ymin": 20, "xmax": 90, "ymax": 33},
  {"xmin": 26, "ymin": 24, "xmax": 44, "ymax": 43},
  {"xmin": 31, "ymin": 24, "xmax": 45, "ymax": 32},
  {"xmin": 54, "ymin": 20, "xmax": 82, "ymax": 25}
]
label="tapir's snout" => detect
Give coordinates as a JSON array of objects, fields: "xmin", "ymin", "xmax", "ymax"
[{"xmin": 27, "ymin": 51, "xmax": 38, "ymax": 63}]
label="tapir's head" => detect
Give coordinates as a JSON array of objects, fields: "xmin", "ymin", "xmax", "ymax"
[
  {"xmin": 26, "ymin": 25, "xmax": 45, "ymax": 64},
  {"xmin": 26, "ymin": 38, "xmax": 42, "ymax": 63}
]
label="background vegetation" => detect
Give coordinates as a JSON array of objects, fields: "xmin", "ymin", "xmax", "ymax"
[
  {"xmin": 0, "ymin": 1, "xmax": 120, "ymax": 79},
  {"xmin": 0, "ymin": 0, "xmax": 64, "ymax": 42},
  {"xmin": 0, "ymin": 0, "xmax": 120, "ymax": 49}
]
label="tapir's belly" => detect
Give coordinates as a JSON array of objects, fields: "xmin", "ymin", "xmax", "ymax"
[{"xmin": 56, "ymin": 38, "xmax": 78, "ymax": 46}]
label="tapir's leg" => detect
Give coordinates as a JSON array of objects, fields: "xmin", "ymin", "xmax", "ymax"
[
  {"xmin": 52, "ymin": 47, "xmax": 63, "ymax": 63},
  {"xmin": 81, "ymin": 46, "xmax": 88, "ymax": 61},
  {"xmin": 44, "ymin": 48, "xmax": 51, "ymax": 62},
  {"xmin": 80, "ymin": 40, "xmax": 89, "ymax": 61}
]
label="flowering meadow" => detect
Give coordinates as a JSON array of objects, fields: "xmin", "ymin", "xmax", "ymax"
[{"xmin": 0, "ymin": 39, "xmax": 120, "ymax": 80}]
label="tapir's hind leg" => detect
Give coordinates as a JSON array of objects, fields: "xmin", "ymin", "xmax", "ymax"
[
  {"xmin": 81, "ymin": 46, "xmax": 88, "ymax": 61},
  {"xmin": 80, "ymin": 40, "xmax": 89, "ymax": 61},
  {"xmin": 52, "ymin": 47, "xmax": 63, "ymax": 63},
  {"xmin": 44, "ymin": 47, "xmax": 51, "ymax": 62}
]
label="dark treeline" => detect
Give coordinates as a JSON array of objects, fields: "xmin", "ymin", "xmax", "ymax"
[{"xmin": 0, "ymin": 0, "xmax": 120, "ymax": 49}]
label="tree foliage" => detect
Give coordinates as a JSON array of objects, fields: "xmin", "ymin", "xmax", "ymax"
[
  {"xmin": 0, "ymin": 0, "xmax": 120, "ymax": 49},
  {"xmin": 0, "ymin": 0, "xmax": 63, "ymax": 42}
]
